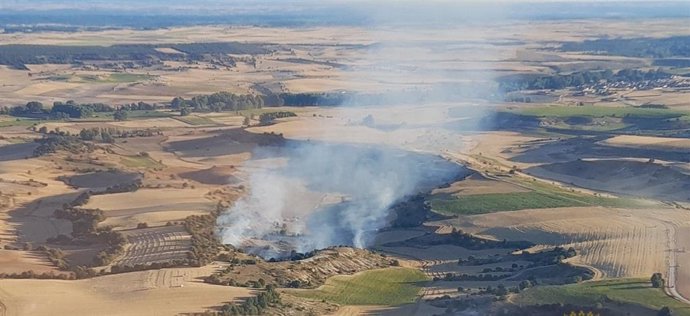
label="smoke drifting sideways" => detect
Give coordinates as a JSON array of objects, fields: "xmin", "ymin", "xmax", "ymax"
[
  {"xmin": 217, "ymin": 142, "xmax": 465, "ymax": 259},
  {"xmin": 217, "ymin": 2, "xmax": 507, "ymax": 259}
]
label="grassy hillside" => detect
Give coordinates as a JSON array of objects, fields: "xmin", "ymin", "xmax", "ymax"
[
  {"xmin": 289, "ymin": 267, "xmax": 428, "ymax": 306},
  {"xmin": 516, "ymin": 279, "xmax": 690, "ymax": 316}
]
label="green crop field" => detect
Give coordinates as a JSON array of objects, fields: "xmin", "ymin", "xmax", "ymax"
[
  {"xmin": 431, "ymin": 179, "xmax": 645, "ymax": 215},
  {"xmin": 174, "ymin": 115, "xmax": 218, "ymax": 126},
  {"xmin": 289, "ymin": 268, "xmax": 428, "ymax": 306},
  {"xmin": 516, "ymin": 279, "xmax": 690, "ymax": 316},
  {"xmin": 0, "ymin": 117, "xmax": 39, "ymax": 128}
]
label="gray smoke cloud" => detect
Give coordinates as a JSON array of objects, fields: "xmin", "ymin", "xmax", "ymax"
[
  {"xmin": 216, "ymin": 2, "xmax": 507, "ymax": 259},
  {"xmin": 217, "ymin": 143, "xmax": 463, "ymax": 259}
]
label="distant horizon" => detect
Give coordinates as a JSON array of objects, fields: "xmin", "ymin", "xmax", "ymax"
[{"xmin": 0, "ymin": 0, "xmax": 688, "ymax": 29}]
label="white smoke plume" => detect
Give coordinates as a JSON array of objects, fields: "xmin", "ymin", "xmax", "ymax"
[
  {"xmin": 217, "ymin": 2, "xmax": 507, "ymax": 259},
  {"xmin": 217, "ymin": 143, "xmax": 463, "ymax": 259}
]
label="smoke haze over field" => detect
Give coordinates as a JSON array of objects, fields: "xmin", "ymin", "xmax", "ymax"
[
  {"xmin": 216, "ymin": 2, "xmax": 499, "ymax": 258},
  {"xmin": 217, "ymin": 143, "xmax": 464, "ymax": 258}
]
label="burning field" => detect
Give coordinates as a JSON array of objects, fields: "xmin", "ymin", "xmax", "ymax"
[{"xmin": 217, "ymin": 142, "xmax": 466, "ymax": 259}]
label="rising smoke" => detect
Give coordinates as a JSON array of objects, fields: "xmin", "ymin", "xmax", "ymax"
[
  {"xmin": 217, "ymin": 142, "xmax": 463, "ymax": 259},
  {"xmin": 217, "ymin": 2, "xmax": 504, "ymax": 259}
]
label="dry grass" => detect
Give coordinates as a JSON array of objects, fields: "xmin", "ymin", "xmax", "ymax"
[
  {"xmin": 0, "ymin": 268, "xmax": 252, "ymax": 316},
  {"xmin": 454, "ymin": 206, "xmax": 690, "ymax": 278}
]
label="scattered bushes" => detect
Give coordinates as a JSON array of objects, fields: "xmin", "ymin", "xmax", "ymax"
[
  {"xmin": 33, "ymin": 135, "xmax": 93, "ymax": 156},
  {"xmin": 258, "ymin": 111, "xmax": 296, "ymax": 125},
  {"xmin": 218, "ymin": 285, "xmax": 281, "ymax": 315},
  {"xmin": 184, "ymin": 205, "xmax": 225, "ymax": 266}
]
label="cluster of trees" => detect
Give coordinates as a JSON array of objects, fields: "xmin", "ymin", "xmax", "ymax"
[
  {"xmin": 0, "ymin": 101, "xmax": 46, "ymax": 116},
  {"xmin": 498, "ymin": 69, "xmax": 671, "ymax": 92},
  {"xmin": 44, "ymin": 247, "xmax": 70, "ymax": 270},
  {"xmin": 1, "ymin": 100, "xmax": 161, "ymax": 120},
  {"xmin": 113, "ymin": 110, "xmax": 128, "ymax": 121},
  {"xmin": 100, "ymin": 179, "xmax": 142, "ymax": 194},
  {"xmin": 92, "ymin": 229, "xmax": 127, "ymax": 266},
  {"xmin": 389, "ymin": 195, "xmax": 430, "ymax": 228},
  {"xmin": 184, "ymin": 205, "xmax": 225, "ymax": 266},
  {"xmin": 458, "ymin": 247, "xmax": 577, "ymax": 268},
  {"xmin": 51, "ymin": 191, "xmax": 128, "ymax": 267},
  {"xmin": 205, "ymin": 274, "xmax": 268, "ymax": 289},
  {"xmin": 76, "ymin": 127, "xmax": 161, "ymax": 143},
  {"xmin": 258, "ymin": 111, "xmax": 297, "ymax": 125},
  {"xmin": 518, "ymin": 246, "xmax": 577, "ymax": 265},
  {"xmin": 170, "ymin": 91, "xmax": 373, "ymax": 111},
  {"xmin": 218, "ymin": 285, "xmax": 280, "ymax": 316},
  {"xmin": 53, "ymin": 207, "xmax": 104, "ymax": 237},
  {"xmin": 51, "ymin": 101, "xmax": 115, "ymax": 118},
  {"xmin": 171, "ymin": 92, "xmax": 265, "ymax": 113},
  {"xmin": 33, "ymin": 132, "xmax": 94, "ymax": 157},
  {"xmin": 414, "ymin": 228, "xmax": 533, "ymax": 250},
  {"xmin": 277, "ymin": 92, "xmax": 351, "ymax": 107},
  {"xmin": 436, "ymin": 272, "xmax": 511, "ymax": 282},
  {"xmin": 0, "ymin": 270, "xmax": 73, "ymax": 280},
  {"xmin": 480, "ymin": 284, "xmax": 517, "ymax": 297},
  {"xmin": 119, "ymin": 101, "xmax": 157, "ymax": 111},
  {"xmin": 110, "ymin": 259, "xmax": 191, "ymax": 274}
]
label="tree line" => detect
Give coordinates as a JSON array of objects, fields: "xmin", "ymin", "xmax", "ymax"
[
  {"xmin": 0, "ymin": 100, "xmax": 159, "ymax": 120},
  {"xmin": 560, "ymin": 35, "xmax": 690, "ymax": 58},
  {"xmin": 0, "ymin": 42, "xmax": 270, "ymax": 69},
  {"xmin": 498, "ymin": 69, "xmax": 671, "ymax": 92}
]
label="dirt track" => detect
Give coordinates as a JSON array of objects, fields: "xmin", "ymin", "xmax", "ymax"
[{"xmin": 664, "ymin": 221, "xmax": 690, "ymax": 304}]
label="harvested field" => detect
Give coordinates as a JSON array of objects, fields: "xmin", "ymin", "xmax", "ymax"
[
  {"xmin": 675, "ymin": 227, "xmax": 690, "ymax": 301},
  {"xmin": 432, "ymin": 173, "xmax": 528, "ymax": 197},
  {"xmin": 528, "ymin": 159, "xmax": 690, "ymax": 201},
  {"xmin": 453, "ymin": 206, "xmax": 690, "ymax": 278},
  {"xmin": 601, "ymin": 135, "xmax": 690, "ymax": 151},
  {"xmin": 114, "ymin": 226, "xmax": 192, "ymax": 267},
  {"xmin": 0, "ymin": 250, "xmax": 60, "ymax": 275},
  {"xmin": 85, "ymin": 188, "xmax": 215, "ymax": 229},
  {"xmin": 178, "ymin": 165, "xmax": 240, "ymax": 185},
  {"xmin": 0, "ymin": 268, "xmax": 252, "ymax": 316},
  {"xmin": 61, "ymin": 170, "xmax": 142, "ymax": 189}
]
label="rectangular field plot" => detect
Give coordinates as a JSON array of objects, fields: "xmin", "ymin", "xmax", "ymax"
[{"xmin": 115, "ymin": 226, "xmax": 192, "ymax": 267}]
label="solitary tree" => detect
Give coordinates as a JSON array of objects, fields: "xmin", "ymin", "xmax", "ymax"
[
  {"xmin": 243, "ymin": 116, "xmax": 251, "ymax": 126},
  {"xmin": 651, "ymin": 272, "xmax": 665, "ymax": 288},
  {"xmin": 113, "ymin": 109, "xmax": 128, "ymax": 121},
  {"xmin": 180, "ymin": 107, "xmax": 191, "ymax": 116},
  {"xmin": 25, "ymin": 101, "xmax": 44, "ymax": 113}
]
